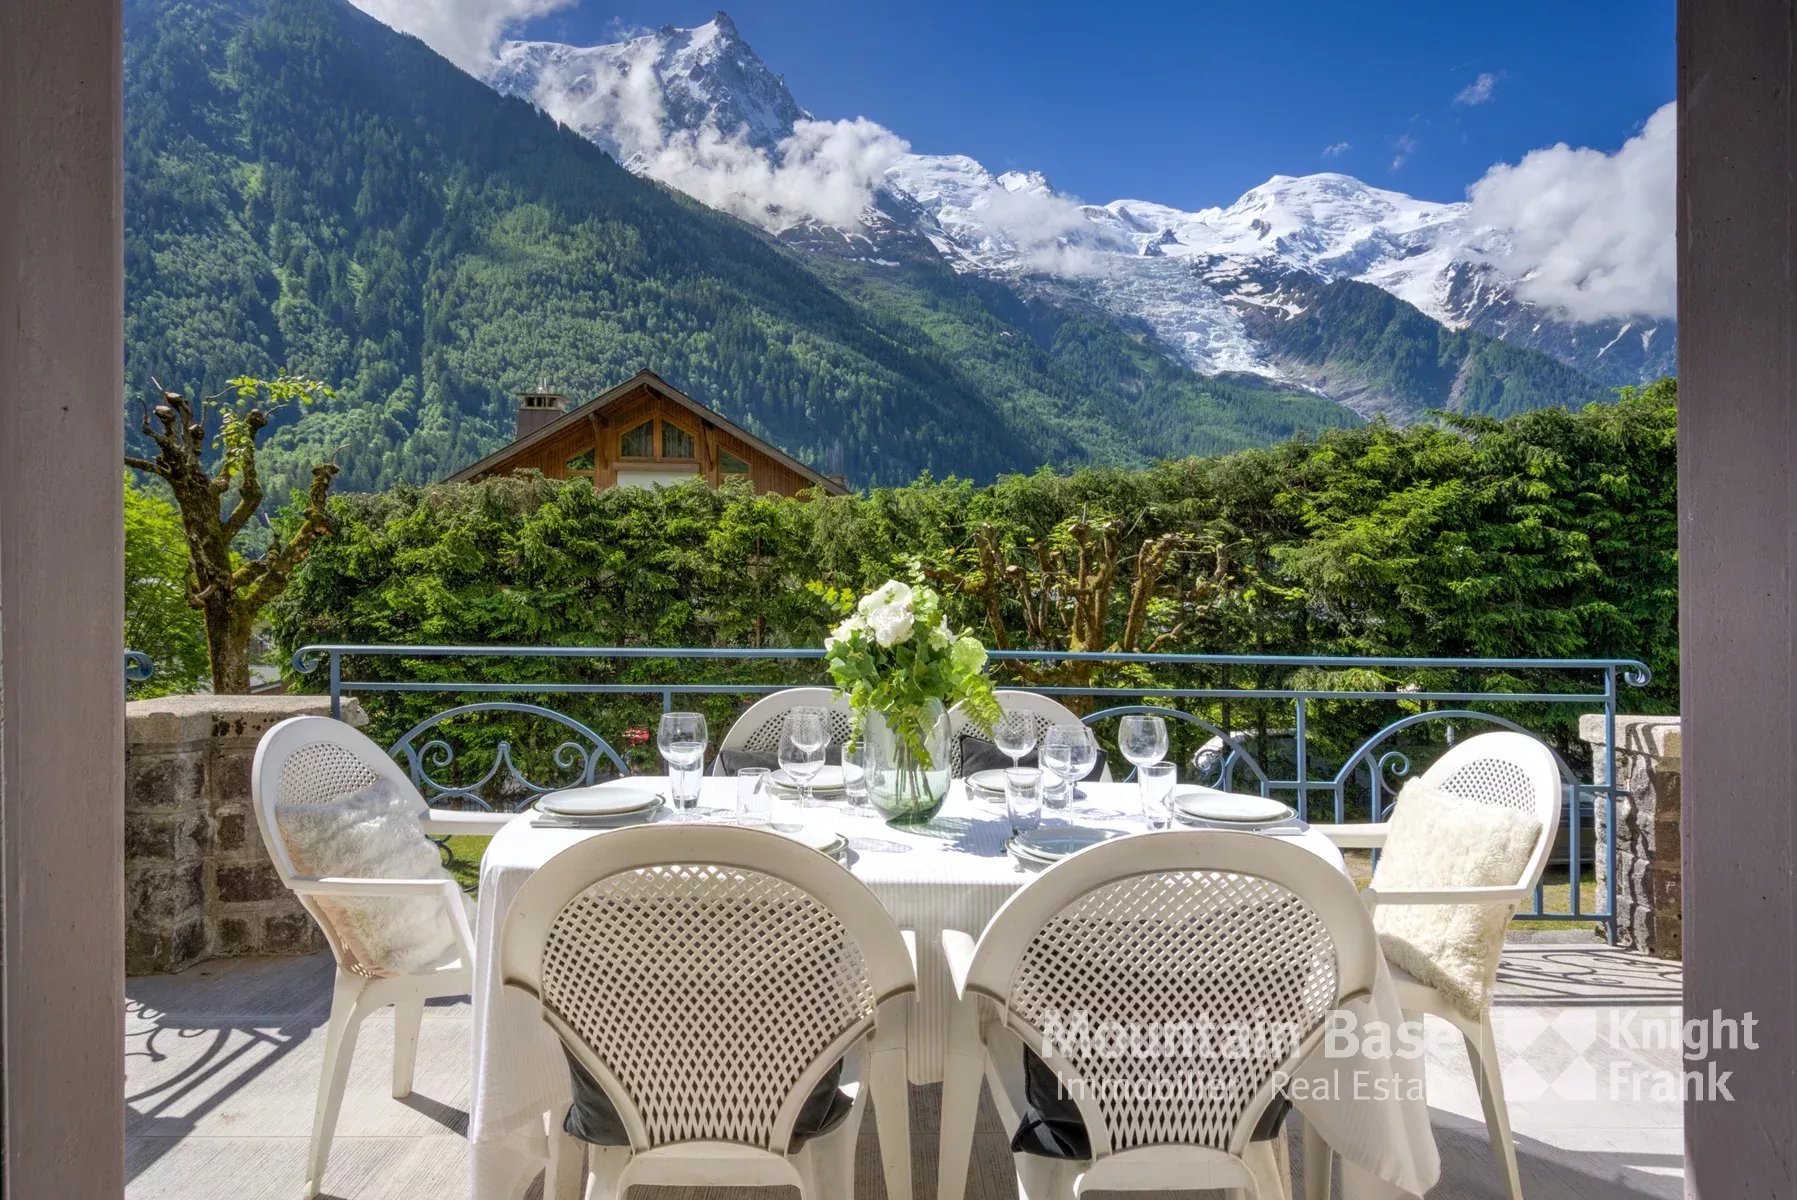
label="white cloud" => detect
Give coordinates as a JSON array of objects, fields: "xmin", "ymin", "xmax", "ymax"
[
  {"xmin": 975, "ymin": 180, "xmax": 1109, "ymax": 275},
  {"xmin": 1454, "ymin": 71, "xmax": 1503, "ymax": 106},
  {"xmin": 349, "ymin": 0, "xmax": 573, "ymax": 75},
  {"xmin": 1390, "ymin": 133, "xmax": 1418, "ymax": 171},
  {"xmin": 1468, "ymin": 102, "xmax": 1675, "ymax": 321},
  {"xmin": 525, "ymin": 38, "xmax": 909, "ymax": 232},
  {"xmin": 1321, "ymin": 140, "xmax": 1351, "ymax": 158}
]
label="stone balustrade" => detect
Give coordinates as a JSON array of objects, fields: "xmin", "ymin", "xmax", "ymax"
[
  {"xmin": 1580, "ymin": 714, "xmax": 1681, "ymax": 959},
  {"xmin": 125, "ymin": 694, "xmax": 367, "ymax": 974}
]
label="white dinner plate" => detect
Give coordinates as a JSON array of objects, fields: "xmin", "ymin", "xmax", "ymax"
[
  {"xmin": 776, "ymin": 826, "xmax": 849, "ymax": 857},
  {"xmin": 1173, "ymin": 789, "xmax": 1296, "ymax": 826},
  {"xmin": 772, "ymin": 765, "xmax": 847, "ymax": 792},
  {"xmin": 967, "ymin": 768, "xmax": 1012, "ymax": 798},
  {"xmin": 1009, "ymin": 827, "xmax": 1127, "ymax": 863},
  {"xmin": 539, "ymin": 785, "xmax": 662, "ymax": 817}
]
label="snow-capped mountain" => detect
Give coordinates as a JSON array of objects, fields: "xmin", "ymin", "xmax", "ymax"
[
  {"xmin": 490, "ymin": 12, "xmax": 806, "ymax": 163},
  {"xmin": 487, "ymin": 14, "xmax": 1673, "ymax": 407}
]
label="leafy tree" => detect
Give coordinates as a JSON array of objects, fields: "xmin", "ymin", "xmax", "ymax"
[
  {"xmin": 125, "ymin": 374, "xmax": 340, "ymax": 692},
  {"xmin": 124, "ymin": 473, "xmax": 209, "ymax": 695}
]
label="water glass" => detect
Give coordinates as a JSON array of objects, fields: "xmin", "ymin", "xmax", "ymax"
[
  {"xmin": 657, "ymin": 711, "xmax": 709, "ymax": 810},
  {"xmin": 1139, "ymin": 761, "xmax": 1178, "ymax": 830},
  {"xmin": 1004, "ymin": 767, "xmax": 1043, "ymax": 836},
  {"xmin": 778, "ymin": 708, "xmax": 829, "ymax": 807},
  {"xmin": 842, "ymin": 740, "xmax": 870, "ymax": 808},
  {"xmin": 736, "ymin": 767, "xmax": 772, "ymax": 826},
  {"xmin": 993, "ymin": 711, "xmax": 1038, "ymax": 768}
]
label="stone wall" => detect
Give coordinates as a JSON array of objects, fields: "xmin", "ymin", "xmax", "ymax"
[
  {"xmin": 1580, "ymin": 715, "xmax": 1681, "ymax": 959},
  {"xmin": 125, "ymin": 694, "xmax": 367, "ymax": 974}
]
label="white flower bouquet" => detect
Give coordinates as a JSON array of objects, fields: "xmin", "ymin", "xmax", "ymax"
[{"xmin": 823, "ymin": 580, "xmax": 1000, "ymax": 822}]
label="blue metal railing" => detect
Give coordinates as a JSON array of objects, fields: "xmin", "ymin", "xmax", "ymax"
[{"xmin": 293, "ymin": 644, "xmax": 1649, "ymax": 938}]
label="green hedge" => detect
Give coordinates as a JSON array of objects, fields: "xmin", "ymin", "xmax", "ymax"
[{"xmin": 270, "ymin": 381, "xmax": 1677, "ymax": 801}]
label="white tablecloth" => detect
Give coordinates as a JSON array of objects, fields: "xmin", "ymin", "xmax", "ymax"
[{"xmin": 468, "ymin": 779, "xmax": 1438, "ymax": 1199}]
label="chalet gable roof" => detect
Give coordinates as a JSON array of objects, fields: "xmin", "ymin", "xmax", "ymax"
[{"xmin": 445, "ymin": 369, "xmax": 848, "ymax": 494}]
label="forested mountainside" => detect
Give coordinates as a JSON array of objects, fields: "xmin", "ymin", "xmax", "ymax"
[{"xmin": 123, "ymin": 0, "xmax": 1360, "ymax": 494}]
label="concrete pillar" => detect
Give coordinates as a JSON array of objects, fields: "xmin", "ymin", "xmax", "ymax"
[
  {"xmin": 0, "ymin": 0, "xmax": 125, "ymax": 1194},
  {"xmin": 1580, "ymin": 716, "xmax": 1681, "ymax": 958},
  {"xmin": 1679, "ymin": 1, "xmax": 1797, "ymax": 1193}
]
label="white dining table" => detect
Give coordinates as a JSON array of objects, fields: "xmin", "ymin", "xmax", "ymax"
[{"xmin": 467, "ymin": 777, "xmax": 1439, "ymax": 1200}]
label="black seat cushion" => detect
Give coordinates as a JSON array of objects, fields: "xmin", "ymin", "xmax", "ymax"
[
  {"xmin": 717, "ymin": 746, "xmax": 843, "ymax": 776},
  {"xmin": 1010, "ymin": 1048, "xmax": 1289, "ymax": 1160},
  {"xmin": 562, "ymin": 1048, "xmax": 854, "ymax": 1149},
  {"xmin": 959, "ymin": 736, "xmax": 1107, "ymax": 782}
]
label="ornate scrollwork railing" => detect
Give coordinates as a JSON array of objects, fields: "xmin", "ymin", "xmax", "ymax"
[{"xmin": 292, "ymin": 644, "xmax": 1651, "ymax": 939}]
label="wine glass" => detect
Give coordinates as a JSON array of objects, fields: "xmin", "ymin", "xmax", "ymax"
[
  {"xmin": 657, "ymin": 711, "xmax": 709, "ymax": 812},
  {"xmin": 778, "ymin": 708, "xmax": 829, "ymax": 808},
  {"xmin": 1041, "ymin": 723, "xmax": 1091, "ymax": 810},
  {"xmin": 1118, "ymin": 713, "xmax": 1169, "ymax": 811},
  {"xmin": 993, "ymin": 711, "xmax": 1038, "ymax": 770}
]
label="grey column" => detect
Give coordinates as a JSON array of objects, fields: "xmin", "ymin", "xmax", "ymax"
[
  {"xmin": 1678, "ymin": 1, "xmax": 1797, "ymax": 1195},
  {"xmin": 0, "ymin": 0, "xmax": 126, "ymax": 1196}
]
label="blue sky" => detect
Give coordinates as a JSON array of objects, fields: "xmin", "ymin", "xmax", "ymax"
[{"xmin": 512, "ymin": 0, "xmax": 1675, "ymax": 206}]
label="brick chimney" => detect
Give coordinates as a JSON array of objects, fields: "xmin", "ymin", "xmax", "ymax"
[{"xmin": 515, "ymin": 380, "xmax": 567, "ymax": 440}]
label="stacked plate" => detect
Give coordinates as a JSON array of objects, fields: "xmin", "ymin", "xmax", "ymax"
[
  {"xmin": 1005, "ymin": 826, "xmax": 1125, "ymax": 868},
  {"xmin": 775, "ymin": 824, "xmax": 850, "ymax": 860},
  {"xmin": 1172, "ymin": 788, "xmax": 1297, "ymax": 829},
  {"xmin": 770, "ymin": 765, "xmax": 848, "ymax": 799},
  {"xmin": 966, "ymin": 768, "xmax": 1012, "ymax": 802},
  {"xmin": 534, "ymin": 785, "xmax": 664, "ymax": 827}
]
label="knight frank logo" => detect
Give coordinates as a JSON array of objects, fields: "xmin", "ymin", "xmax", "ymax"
[{"xmin": 1488, "ymin": 1009, "xmax": 1755, "ymax": 1103}]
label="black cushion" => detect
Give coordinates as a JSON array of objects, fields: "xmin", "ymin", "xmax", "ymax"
[
  {"xmin": 718, "ymin": 746, "xmax": 843, "ymax": 776},
  {"xmin": 562, "ymin": 1047, "xmax": 854, "ymax": 1149},
  {"xmin": 959, "ymin": 735, "xmax": 1106, "ymax": 782},
  {"xmin": 1010, "ymin": 1047, "xmax": 1288, "ymax": 1160}
]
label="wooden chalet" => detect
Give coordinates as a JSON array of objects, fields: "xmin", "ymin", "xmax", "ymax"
[{"xmin": 446, "ymin": 370, "xmax": 849, "ymax": 496}]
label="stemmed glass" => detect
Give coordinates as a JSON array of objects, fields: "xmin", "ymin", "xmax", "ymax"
[
  {"xmin": 657, "ymin": 711, "xmax": 709, "ymax": 813},
  {"xmin": 993, "ymin": 711, "xmax": 1038, "ymax": 770},
  {"xmin": 778, "ymin": 708, "xmax": 829, "ymax": 808},
  {"xmin": 1041, "ymin": 723, "xmax": 1096, "ymax": 810},
  {"xmin": 1118, "ymin": 713, "xmax": 1170, "ymax": 812}
]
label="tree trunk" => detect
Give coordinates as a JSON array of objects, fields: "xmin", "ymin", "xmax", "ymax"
[{"xmin": 202, "ymin": 600, "xmax": 254, "ymax": 694}]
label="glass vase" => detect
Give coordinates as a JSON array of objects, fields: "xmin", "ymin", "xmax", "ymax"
[{"xmin": 865, "ymin": 699, "xmax": 951, "ymax": 826}]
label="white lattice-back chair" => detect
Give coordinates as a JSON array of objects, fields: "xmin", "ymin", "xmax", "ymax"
[
  {"xmin": 500, "ymin": 824, "xmax": 917, "ymax": 1199},
  {"xmin": 936, "ymin": 830, "xmax": 1377, "ymax": 1200},
  {"xmin": 1312, "ymin": 730, "xmax": 1562, "ymax": 1200},
  {"xmin": 251, "ymin": 716, "xmax": 510, "ymax": 1198},
  {"xmin": 713, "ymin": 687, "xmax": 856, "ymax": 773},
  {"xmin": 948, "ymin": 690, "xmax": 1114, "ymax": 780}
]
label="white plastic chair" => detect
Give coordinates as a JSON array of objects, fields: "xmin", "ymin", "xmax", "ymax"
[
  {"xmin": 712, "ymin": 687, "xmax": 856, "ymax": 773},
  {"xmin": 251, "ymin": 715, "xmax": 511, "ymax": 1199},
  {"xmin": 499, "ymin": 823, "xmax": 917, "ymax": 1199},
  {"xmin": 1311, "ymin": 730, "xmax": 1562, "ymax": 1200},
  {"xmin": 936, "ymin": 829, "xmax": 1378, "ymax": 1200},
  {"xmin": 948, "ymin": 689, "xmax": 1114, "ymax": 780}
]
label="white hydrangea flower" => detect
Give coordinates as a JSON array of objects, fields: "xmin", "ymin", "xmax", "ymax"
[
  {"xmin": 826, "ymin": 613, "xmax": 868, "ymax": 649},
  {"xmin": 928, "ymin": 619, "xmax": 951, "ymax": 650}
]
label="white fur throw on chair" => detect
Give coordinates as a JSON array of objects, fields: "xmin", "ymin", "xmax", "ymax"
[
  {"xmin": 275, "ymin": 778, "xmax": 463, "ymax": 977},
  {"xmin": 1371, "ymin": 778, "xmax": 1543, "ymax": 1018}
]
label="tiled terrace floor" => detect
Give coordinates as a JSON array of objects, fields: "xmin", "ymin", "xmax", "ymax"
[{"xmin": 126, "ymin": 944, "xmax": 1684, "ymax": 1199}]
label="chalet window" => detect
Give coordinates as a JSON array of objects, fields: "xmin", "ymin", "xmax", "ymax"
[
  {"xmin": 661, "ymin": 422, "xmax": 695, "ymax": 460},
  {"xmin": 619, "ymin": 419, "xmax": 655, "ymax": 458},
  {"xmin": 719, "ymin": 449, "xmax": 751, "ymax": 476},
  {"xmin": 565, "ymin": 449, "xmax": 595, "ymax": 473}
]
